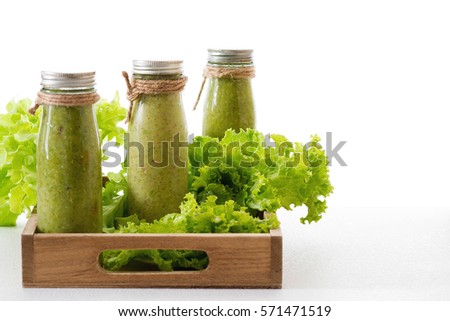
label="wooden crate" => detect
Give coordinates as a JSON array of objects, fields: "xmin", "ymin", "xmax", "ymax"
[{"xmin": 22, "ymin": 215, "xmax": 282, "ymax": 288}]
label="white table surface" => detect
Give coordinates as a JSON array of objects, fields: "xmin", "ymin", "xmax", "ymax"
[{"xmin": 1, "ymin": 207, "xmax": 450, "ymax": 301}]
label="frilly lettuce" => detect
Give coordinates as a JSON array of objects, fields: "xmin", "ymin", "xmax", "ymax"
[
  {"xmin": 188, "ymin": 129, "xmax": 333, "ymax": 224},
  {"xmin": 0, "ymin": 99, "xmax": 38, "ymax": 226}
]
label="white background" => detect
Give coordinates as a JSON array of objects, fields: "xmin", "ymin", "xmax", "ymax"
[
  {"xmin": 1, "ymin": 0, "xmax": 449, "ymax": 208},
  {"xmin": 2, "ymin": 1, "xmax": 450, "ymax": 314}
]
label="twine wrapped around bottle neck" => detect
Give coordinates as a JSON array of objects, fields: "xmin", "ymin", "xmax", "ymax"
[
  {"xmin": 192, "ymin": 65, "xmax": 255, "ymax": 111},
  {"xmin": 122, "ymin": 71, "xmax": 188, "ymax": 123},
  {"xmin": 28, "ymin": 91, "xmax": 100, "ymax": 115}
]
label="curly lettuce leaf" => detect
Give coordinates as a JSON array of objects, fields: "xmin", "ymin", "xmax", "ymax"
[
  {"xmin": 188, "ymin": 129, "xmax": 333, "ymax": 224},
  {"xmin": 102, "ymin": 168, "xmax": 128, "ymax": 233},
  {"xmin": 0, "ymin": 99, "xmax": 39, "ymax": 226},
  {"xmin": 95, "ymin": 92, "xmax": 127, "ymax": 162}
]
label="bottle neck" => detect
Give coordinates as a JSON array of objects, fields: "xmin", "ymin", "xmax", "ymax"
[
  {"xmin": 207, "ymin": 61, "xmax": 254, "ymax": 68},
  {"xmin": 41, "ymin": 87, "xmax": 96, "ymax": 95},
  {"xmin": 133, "ymin": 73, "xmax": 183, "ymax": 80}
]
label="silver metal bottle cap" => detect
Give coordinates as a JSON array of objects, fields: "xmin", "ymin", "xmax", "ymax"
[
  {"xmin": 207, "ymin": 49, "xmax": 253, "ymax": 63},
  {"xmin": 41, "ymin": 71, "xmax": 96, "ymax": 90},
  {"xmin": 133, "ymin": 60, "xmax": 184, "ymax": 75}
]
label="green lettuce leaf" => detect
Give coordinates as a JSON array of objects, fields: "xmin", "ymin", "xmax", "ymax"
[
  {"xmin": 102, "ymin": 168, "xmax": 128, "ymax": 233},
  {"xmin": 0, "ymin": 99, "xmax": 39, "ymax": 225},
  {"xmin": 188, "ymin": 129, "xmax": 333, "ymax": 224},
  {"xmin": 95, "ymin": 92, "xmax": 127, "ymax": 161}
]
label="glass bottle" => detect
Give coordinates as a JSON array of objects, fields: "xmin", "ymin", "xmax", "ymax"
[
  {"xmin": 202, "ymin": 49, "xmax": 256, "ymax": 139},
  {"xmin": 36, "ymin": 71, "xmax": 102, "ymax": 233},
  {"xmin": 127, "ymin": 60, "xmax": 188, "ymax": 222}
]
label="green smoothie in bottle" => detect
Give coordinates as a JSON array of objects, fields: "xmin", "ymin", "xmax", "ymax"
[
  {"xmin": 202, "ymin": 49, "xmax": 256, "ymax": 139},
  {"xmin": 127, "ymin": 60, "xmax": 188, "ymax": 222},
  {"xmin": 36, "ymin": 71, "xmax": 102, "ymax": 233}
]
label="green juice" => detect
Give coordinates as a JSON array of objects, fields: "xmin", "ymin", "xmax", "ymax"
[
  {"xmin": 37, "ymin": 104, "xmax": 102, "ymax": 233},
  {"xmin": 202, "ymin": 77, "xmax": 255, "ymax": 139}
]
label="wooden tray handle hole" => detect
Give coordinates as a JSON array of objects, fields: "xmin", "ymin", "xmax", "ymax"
[{"xmin": 98, "ymin": 249, "xmax": 209, "ymax": 273}]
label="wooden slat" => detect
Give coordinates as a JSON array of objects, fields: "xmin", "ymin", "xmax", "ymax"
[
  {"xmin": 21, "ymin": 215, "xmax": 37, "ymax": 286},
  {"xmin": 270, "ymin": 228, "xmax": 283, "ymax": 288}
]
